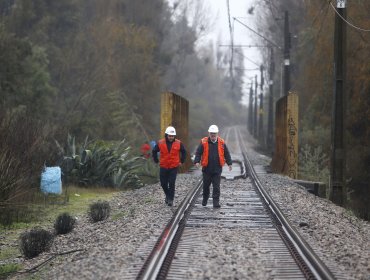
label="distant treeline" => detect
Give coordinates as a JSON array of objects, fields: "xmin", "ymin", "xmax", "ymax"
[
  {"xmin": 0, "ymin": 0, "xmax": 245, "ymax": 222},
  {"xmin": 0, "ymin": 0, "xmax": 245, "ymax": 145}
]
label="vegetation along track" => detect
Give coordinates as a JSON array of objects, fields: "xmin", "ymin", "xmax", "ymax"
[{"xmin": 136, "ymin": 126, "xmax": 336, "ymax": 280}]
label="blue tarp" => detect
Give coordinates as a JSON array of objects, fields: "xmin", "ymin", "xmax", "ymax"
[{"xmin": 40, "ymin": 167, "xmax": 62, "ymax": 194}]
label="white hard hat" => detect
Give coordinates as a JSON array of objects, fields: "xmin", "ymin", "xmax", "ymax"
[
  {"xmin": 208, "ymin": 125, "xmax": 219, "ymax": 133},
  {"xmin": 165, "ymin": 126, "xmax": 176, "ymax": 135}
]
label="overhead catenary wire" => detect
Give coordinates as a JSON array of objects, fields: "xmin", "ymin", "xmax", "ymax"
[
  {"xmin": 219, "ymin": 44, "xmax": 271, "ymax": 48},
  {"xmin": 234, "ymin": 49, "xmax": 260, "ymax": 67},
  {"xmin": 218, "ymin": 67, "xmax": 260, "ymax": 71},
  {"xmin": 245, "ymin": 56, "xmax": 260, "ymax": 68},
  {"xmin": 329, "ymin": 1, "xmax": 370, "ymax": 32},
  {"xmin": 256, "ymin": 0, "xmax": 332, "ymax": 53},
  {"xmin": 233, "ymin": 17, "xmax": 281, "ymax": 49}
]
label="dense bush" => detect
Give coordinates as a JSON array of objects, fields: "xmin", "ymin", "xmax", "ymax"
[
  {"xmin": 54, "ymin": 212, "xmax": 76, "ymax": 234},
  {"xmin": 57, "ymin": 136, "xmax": 144, "ymax": 189},
  {"xmin": 19, "ymin": 228, "xmax": 53, "ymax": 259},
  {"xmin": 89, "ymin": 201, "xmax": 110, "ymax": 222}
]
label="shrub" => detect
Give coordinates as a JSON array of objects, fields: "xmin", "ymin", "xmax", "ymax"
[
  {"xmin": 89, "ymin": 201, "xmax": 110, "ymax": 222},
  {"xmin": 56, "ymin": 136, "xmax": 144, "ymax": 189},
  {"xmin": 19, "ymin": 228, "xmax": 53, "ymax": 259},
  {"xmin": 0, "ymin": 111, "xmax": 60, "ymax": 226},
  {"xmin": 54, "ymin": 212, "xmax": 76, "ymax": 234},
  {"xmin": 136, "ymin": 159, "xmax": 159, "ymax": 185},
  {"xmin": 299, "ymin": 144, "xmax": 330, "ymax": 185}
]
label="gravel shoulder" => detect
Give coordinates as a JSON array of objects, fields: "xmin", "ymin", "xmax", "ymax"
[
  {"xmin": 8, "ymin": 175, "xmax": 198, "ymax": 279},
  {"xmin": 5, "ymin": 138, "xmax": 370, "ymax": 280},
  {"xmin": 246, "ymin": 143, "xmax": 370, "ymax": 280}
]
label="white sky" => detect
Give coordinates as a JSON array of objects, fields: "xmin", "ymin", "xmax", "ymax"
[
  {"xmin": 167, "ymin": 0, "xmax": 262, "ymax": 105},
  {"xmin": 199, "ymin": 0, "xmax": 261, "ymax": 61},
  {"xmin": 199, "ymin": 0, "xmax": 262, "ymax": 105}
]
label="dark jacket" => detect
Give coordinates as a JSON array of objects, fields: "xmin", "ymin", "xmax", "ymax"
[
  {"xmin": 152, "ymin": 136, "xmax": 186, "ymax": 167},
  {"xmin": 194, "ymin": 137, "xmax": 232, "ymax": 174}
]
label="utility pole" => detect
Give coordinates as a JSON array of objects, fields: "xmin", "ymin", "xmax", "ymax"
[
  {"xmin": 253, "ymin": 75, "xmax": 258, "ymax": 137},
  {"xmin": 248, "ymin": 83, "xmax": 253, "ymax": 134},
  {"xmin": 283, "ymin": 11, "xmax": 291, "ymax": 96},
  {"xmin": 258, "ymin": 65, "xmax": 264, "ymax": 145},
  {"xmin": 330, "ymin": 0, "xmax": 346, "ymax": 206},
  {"xmin": 267, "ymin": 47, "xmax": 275, "ymax": 151}
]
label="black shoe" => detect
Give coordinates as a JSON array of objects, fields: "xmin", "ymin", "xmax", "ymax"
[
  {"xmin": 165, "ymin": 197, "xmax": 168, "ymax": 205},
  {"xmin": 202, "ymin": 199, "xmax": 207, "ymax": 206},
  {"xmin": 213, "ymin": 200, "xmax": 221, "ymax": 208},
  {"xmin": 167, "ymin": 200, "xmax": 173, "ymax": 206}
]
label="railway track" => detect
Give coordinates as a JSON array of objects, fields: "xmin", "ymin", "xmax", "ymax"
[{"xmin": 136, "ymin": 126, "xmax": 336, "ymax": 280}]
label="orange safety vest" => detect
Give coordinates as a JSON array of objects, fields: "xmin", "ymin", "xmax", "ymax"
[
  {"xmin": 200, "ymin": 137, "xmax": 226, "ymax": 167},
  {"xmin": 158, "ymin": 138, "xmax": 181, "ymax": 168}
]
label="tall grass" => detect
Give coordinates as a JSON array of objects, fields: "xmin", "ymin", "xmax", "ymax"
[
  {"xmin": 0, "ymin": 111, "xmax": 59, "ymax": 226},
  {"xmin": 299, "ymin": 144, "xmax": 330, "ymax": 185}
]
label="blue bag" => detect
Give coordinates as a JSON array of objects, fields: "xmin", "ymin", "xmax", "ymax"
[{"xmin": 40, "ymin": 167, "xmax": 62, "ymax": 194}]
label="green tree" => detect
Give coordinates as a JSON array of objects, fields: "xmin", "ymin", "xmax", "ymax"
[{"xmin": 0, "ymin": 24, "xmax": 55, "ymax": 119}]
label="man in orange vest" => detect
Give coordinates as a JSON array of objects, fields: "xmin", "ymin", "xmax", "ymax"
[
  {"xmin": 194, "ymin": 125, "xmax": 232, "ymax": 208},
  {"xmin": 152, "ymin": 126, "xmax": 186, "ymax": 206}
]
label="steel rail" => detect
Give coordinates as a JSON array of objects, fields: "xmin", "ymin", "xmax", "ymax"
[
  {"xmin": 236, "ymin": 128, "xmax": 336, "ymax": 280},
  {"xmin": 136, "ymin": 179, "xmax": 203, "ymax": 280}
]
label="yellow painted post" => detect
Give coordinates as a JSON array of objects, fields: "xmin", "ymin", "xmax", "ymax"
[
  {"xmin": 160, "ymin": 92, "xmax": 191, "ymax": 172},
  {"xmin": 271, "ymin": 92, "xmax": 298, "ymax": 179},
  {"xmin": 271, "ymin": 95, "xmax": 286, "ymax": 174},
  {"xmin": 286, "ymin": 92, "xmax": 298, "ymax": 178}
]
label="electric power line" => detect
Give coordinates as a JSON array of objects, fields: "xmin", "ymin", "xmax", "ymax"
[
  {"xmin": 219, "ymin": 44, "xmax": 270, "ymax": 48},
  {"xmin": 233, "ymin": 17, "xmax": 281, "ymax": 49},
  {"xmin": 234, "ymin": 49, "xmax": 260, "ymax": 67},
  {"xmin": 329, "ymin": 1, "xmax": 370, "ymax": 32}
]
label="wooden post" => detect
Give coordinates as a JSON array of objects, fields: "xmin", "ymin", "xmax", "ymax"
[{"xmin": 271, "ymin": 92, "xmax": 298, "ymax": 179}]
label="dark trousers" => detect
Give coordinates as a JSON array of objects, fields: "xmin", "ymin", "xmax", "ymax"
[
  {"xmin": 159, "ymin": 167, "xmax": 178, "ymax": 201},
  {"xmin": 202, "ymin": 172, "xmax": 221, "ymax": 202}
]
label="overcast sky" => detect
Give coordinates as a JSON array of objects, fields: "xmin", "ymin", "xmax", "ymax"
[
  {"xmin": 166, "ymin": 0, "xmax": 263, "ymax": 105},
  {"xmin": 200, "ymin": 0, "xmax": 260, "ymax": 59},
  {"xmin": 200, "ymin": 0, "xmax": 262, "ymax": 104},
  {"xmin": 167, "ymin": 0, "xmax": 262, "ymax": 104}
]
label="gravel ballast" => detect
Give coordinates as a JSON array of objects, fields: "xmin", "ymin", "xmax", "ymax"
[{"xmin": 5, "ymin": 142, "xmax": 370, "ymax": 279}]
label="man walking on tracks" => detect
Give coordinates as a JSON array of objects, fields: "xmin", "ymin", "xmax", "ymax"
[
  {"xmin": 152, "ymin": 126, "xmax": 186, "ymax": 206},
  {"xmin": 194, "ymin": 125, "xmax": 232, "ymax": 208}
]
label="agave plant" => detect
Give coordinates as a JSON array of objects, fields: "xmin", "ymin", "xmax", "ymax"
[
  {"xmin": 56, "ymin": 135, "xmax": 144, "ymax": 189},
  {"xmin": 55, "ymin": 134, "xmax": 89, "ymax": 176},
  {"xmin": 78, "ymin": 140, "xmax": 144, "ymax": 188}
]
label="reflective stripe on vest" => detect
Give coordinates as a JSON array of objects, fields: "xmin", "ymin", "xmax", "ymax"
[
  {"xmin": 158, "ymin": 139, "xmax": 181, "ymax": 168},
  {"xmin": 200, "ymin": 137, "xmax": 226, "ymax": 167}
]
